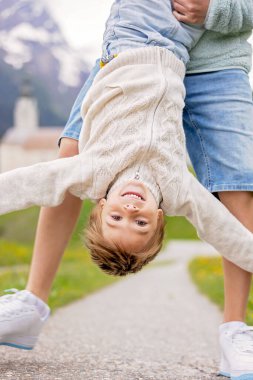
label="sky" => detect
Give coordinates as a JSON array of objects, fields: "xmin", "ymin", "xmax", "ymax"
[
  {"xmin": 45, "ymin": 0, "xmax": 253, "ymax": 84},
  {"xmin": 44, "ymin": 0, "xmax": 113, "ymax": 63}
]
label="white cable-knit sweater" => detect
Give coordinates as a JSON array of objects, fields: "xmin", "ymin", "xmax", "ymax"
[{"xmin": 0, "ymin": 47, "xmax": 253, "ymax": 272}]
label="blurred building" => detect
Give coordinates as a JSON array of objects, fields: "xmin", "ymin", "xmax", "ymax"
[{"xmin": 0, "ymin": 80, "xmax": 63, "ymax": 173}]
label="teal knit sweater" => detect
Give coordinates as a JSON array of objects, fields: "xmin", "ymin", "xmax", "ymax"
[{"xmin": 187, "ymin": 0, "xmax": 253, "ymax": 74}]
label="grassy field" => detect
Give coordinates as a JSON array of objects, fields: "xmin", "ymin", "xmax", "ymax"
[
  {"xmin": 0, "ymin": 247, "xmax": 118, "ymax": 311},
  {"xmin": 0, "ymin": 201, "xmax": 94, "ymax": 248},
  {"xmin": 189, "ymin": 256, "xmax": 253, "ymax": 325},
  {"xmin": 0, "ymin": 200, "xmax": 197, "ymax": 311}
]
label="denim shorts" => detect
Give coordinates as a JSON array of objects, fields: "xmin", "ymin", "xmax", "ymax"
[
  {"xmin": 59, "ymin": 62, "xmax": 253, "ymax": 193},
  {"xmin": 101, "ymin": 0, "xmax": 203, "ymax": 66}
]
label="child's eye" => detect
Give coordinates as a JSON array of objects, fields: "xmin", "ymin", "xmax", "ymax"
[
  {"xmin": 111, "ymin": 215, "xmax": 122, "ymax": 221},
  {"xmin": 136, "ymin": 220, "xmax": 147, "ymax": 226}
]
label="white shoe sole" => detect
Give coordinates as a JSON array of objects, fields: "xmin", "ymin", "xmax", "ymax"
[
  {"xmin": 0, "ymin": 342, "xmax": 33, "ymax": 350},
  {"xmin": 0, "ymin": 335, "xmax": 37, "ymax": 350},
  {"xmin": 219, "ymin": 369, "xmax": 253, "ymax": 380},
  {"xmin": 231, "ymin": 373, "xmax": 253, "ymax": 380}
]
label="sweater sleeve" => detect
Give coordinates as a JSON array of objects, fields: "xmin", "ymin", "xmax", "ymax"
[
  {"xmin": 204, "ymin": 0, "xmax": 253, "ymax": 34},
  {"xmin": 0, "ymin": 153, "xmax": 92, "ymax": 215},
  {"xmin": 174, "ymin": 172, "xmax": 253, "ymax": 273}
]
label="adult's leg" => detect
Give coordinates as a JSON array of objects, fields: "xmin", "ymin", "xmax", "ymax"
[
  {"xmin": 183, "ymin": 69, "xmax": 253, "ymax": 323},
  {"xmin": 26, "ymin": 138, "xmax": 82, "ymax": 303},
  {"xmin": 25, "ymin": 60, "xmax": 101, "ymax": 303},
  {"xmin": 218, "ymin": 191, "xmax": 253, "ymax": 322}
]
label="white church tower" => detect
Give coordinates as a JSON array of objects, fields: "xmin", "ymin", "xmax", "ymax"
[
  {"xmin": 13, "ymin": 79, "xmax": 39, "ymax": 134},
  {"xmin": 0, "ymin": 79, "xmax": 63, "ymax": 173},
  {"xmin": 0, "ymin": 80, "xmax": 62, "ymax": 172}
]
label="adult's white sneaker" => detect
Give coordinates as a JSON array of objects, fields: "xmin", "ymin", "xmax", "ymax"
[
  {"xmin": 219, "ymin": 321, "xmax": 253, "ymax": 380},
  {"xmin": 0, "ymin": 289, "xmax": 50, "ymax": 350}
]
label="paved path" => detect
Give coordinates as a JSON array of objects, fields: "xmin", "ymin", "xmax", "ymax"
[{"xmin": 0, "ymin": 241, "xmax": 223, "ymax": 380}]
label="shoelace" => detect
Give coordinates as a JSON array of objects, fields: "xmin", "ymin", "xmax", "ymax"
[
  {"xmin": 232, "ymin": 327, "xmax": 253, "ymax": 354},
  {"xmin": 0, "ymin": 289, "xmax": 34, "ymax": 318}
]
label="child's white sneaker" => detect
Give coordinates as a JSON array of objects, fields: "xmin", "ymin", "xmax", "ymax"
[
  {"xmin": 0, "ymin": 289, "xmax": 50, "ymax": 350},
  {"xmin": 219, "ymin": 321, "xmax": 253, "ymax": 380}
]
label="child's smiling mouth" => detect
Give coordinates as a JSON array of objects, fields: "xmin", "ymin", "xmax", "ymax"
[{"xmin": 121, "ymin": 192, "xmax": 145, "ymax": 201}]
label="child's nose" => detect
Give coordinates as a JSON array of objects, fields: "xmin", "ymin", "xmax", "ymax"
[{"xmin": 124, "ymin": 204, "xmax": 139, "ymax": 211}]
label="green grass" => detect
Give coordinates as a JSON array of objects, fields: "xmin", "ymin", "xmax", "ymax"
[
  {"xmin": 164, "ymin": 216, "xmax": 198, "ymax": 241},
  {"xmin": 0, "ymin": 200, "xmax": 197, "ymax": 312},
  {"xmin": 0, "ymin": 200, "xmax": 94, "ymax": 247},
  {"xmin": 0, "ymin": 240, "xmax": 32, "ymax": 266},
  {"xmin": 0, "ymin": 247, "xmax": 118, "ymax": 312},
  {"xmin": 0, "ymin": 207, "xmax": 40, "ymax": 245},
  {"xmin": 189, "ymin": 256, "xmax": 253, "ymax": 325}
]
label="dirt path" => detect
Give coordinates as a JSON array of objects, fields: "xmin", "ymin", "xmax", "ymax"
[{"xmin": 0, "ymin": 240, "xmax": 222, "ymax": 380}]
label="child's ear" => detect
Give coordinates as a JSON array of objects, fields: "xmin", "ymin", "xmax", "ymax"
[
  {"xmin": 157, "ymin": 208, "xmax": 164, "ymax": 220},
  {"xmin": 99, "ymin": 198, "xmax": 107, "ymax": 208}
]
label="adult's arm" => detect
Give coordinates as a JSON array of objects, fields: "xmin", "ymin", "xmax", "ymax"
[
  {"xmin": 165, "ymin": 171, "xmax": 253, "ymax": 273},
  {"xmin": 205, "ymin": 0, "xmax": 253, "ymax": 34},
  {"xmin": 173, "ymin": 0, "xmax": 253, "ymax": 34},
  {"xmin": 0, "ymin": 153, "xmax": 92, "ymax": 215}
]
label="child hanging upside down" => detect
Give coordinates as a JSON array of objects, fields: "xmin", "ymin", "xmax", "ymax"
[
  {"xmin": 0, "ymin": 4, "xmax": 253, "ymax": 379},
  {"xmin": 0, "ymin": 1, "xmax": 252, "ymax": 274}
]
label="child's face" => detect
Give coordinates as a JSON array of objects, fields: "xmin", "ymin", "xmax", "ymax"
[{"xmin": 99, "ymin": 181, "xmax": 163, "ymax": 252}]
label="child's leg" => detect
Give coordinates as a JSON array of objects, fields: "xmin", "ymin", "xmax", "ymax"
[
  {"xmin": 26, "ymin": 60, "xmax": 101, "ymax": 303},
  {"xmin": 218, "ymin": 191, "xmax": 253, "ymax": 322}
]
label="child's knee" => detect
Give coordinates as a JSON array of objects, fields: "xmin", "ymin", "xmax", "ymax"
[{"xmin": 58, "ymin": 138, "xmax": 79, "ymax": 158}]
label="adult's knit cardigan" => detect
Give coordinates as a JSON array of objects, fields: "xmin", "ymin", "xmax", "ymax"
[{"xmin": 0, "ymin": 47, "xmax": 253, "ymax": 272}]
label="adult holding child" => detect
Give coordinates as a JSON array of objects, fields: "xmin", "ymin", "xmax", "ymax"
[{"xmin": 0, "ymin": 1, "xmax": 253, "ymax": 379}]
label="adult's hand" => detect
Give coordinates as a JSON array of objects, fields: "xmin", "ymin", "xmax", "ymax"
[{"xmin": 172, "ymin": 0, "xmax": 210, "ymax": 24}]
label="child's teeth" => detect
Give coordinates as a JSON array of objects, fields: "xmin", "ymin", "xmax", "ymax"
[{"xmin": 123, "ymin": 193, "xmax": 141, "ymax": 199}]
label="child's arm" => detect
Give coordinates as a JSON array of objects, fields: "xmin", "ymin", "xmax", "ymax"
[
  {"xmin": 0, "ymin": 153, "xmax": 92, "ymax": 215},
  {"xmin": 165, "ymin": 171, "xmax": 253, "ymax": 273},
  {"xmin": 205, "ymin": 0, "xmax": 253, "ymax": 34}
]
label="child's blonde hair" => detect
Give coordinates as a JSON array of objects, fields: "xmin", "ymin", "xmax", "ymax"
[{"xmin": 85, "ymin": 203, "xmax": 165, "ymax": 276}]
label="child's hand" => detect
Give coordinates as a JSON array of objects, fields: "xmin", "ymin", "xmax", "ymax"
[{"xmin": 172, "ymin": 0, "xmax": 210, "ymax": 24}]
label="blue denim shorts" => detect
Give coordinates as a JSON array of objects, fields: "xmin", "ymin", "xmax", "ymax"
[
  {"xmin": 59, "ymin": 63, "xmax": 253, "ymax": 193},
  {"xmin": 101, "ymin": 0, "xmax": 203, "ymax": 66}
]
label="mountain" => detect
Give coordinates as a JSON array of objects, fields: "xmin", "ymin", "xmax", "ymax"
[{"xmin": 0, "ymin": 0, "xmax": 90, "ymax": 136}]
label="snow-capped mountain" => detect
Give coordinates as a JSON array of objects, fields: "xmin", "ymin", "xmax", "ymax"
[{"xmin": 0, "ymin": 0, "xmax": 90, "ymax": 135}]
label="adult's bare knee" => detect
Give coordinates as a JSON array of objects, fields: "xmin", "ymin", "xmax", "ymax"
[
  {"xmin": 58, "ymin": 138, "xmax": 79, "ymax": 159},
  {"xmin": 218, "ymin": 191, "xmax": 253, "ymax": 230},
  {"xmin": 218, "ymin": 191, "xmax": 253, "ymax": 209}
]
